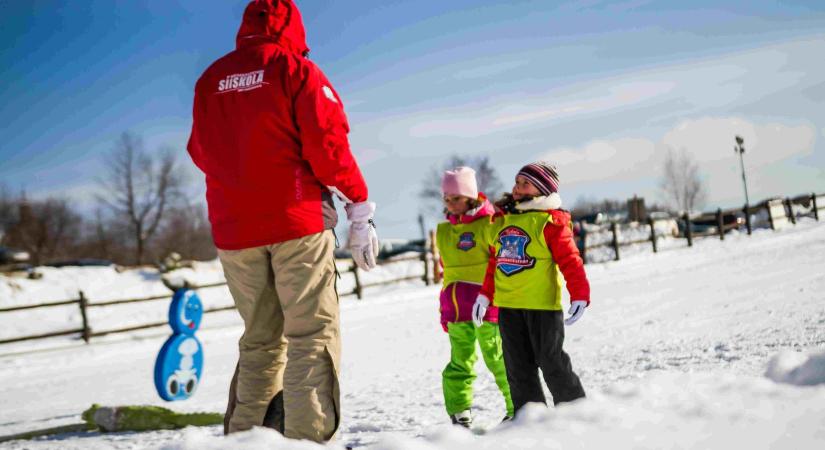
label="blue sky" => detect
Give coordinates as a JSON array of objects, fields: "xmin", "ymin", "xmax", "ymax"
[{"xmin": 1, "ymin": 0, "xmax": 824, "ymax": 238}]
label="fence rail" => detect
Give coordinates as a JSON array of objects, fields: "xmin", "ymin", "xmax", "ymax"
[
  {"xmin": 579, "ymin": 192, "xmax": 822, "ymax": 262},
  {"xmin": 2, "ymin": 191, "xmax": 820, "ymax": 347},
  {"xmin": 0, "ymin": 252, "xmax": 436, "ymax": 347}
]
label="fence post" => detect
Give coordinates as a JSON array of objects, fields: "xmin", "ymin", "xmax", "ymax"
[
  {"xmin": 611, "ymin": 222, "xmax": 620, "ymax": 261},
  {"xmin": 683, "ymin": 213, "xmax": 693, "ymax": 247},
  {"xmin": 78, "ymin": 291, "xmax": 91, "ymax": 343},
  {"xmin": 716, "ymin": 208, "xmax": 725, "ymax": 241},
  {"xmin": 744, "ymin": 203, "xmax": 752, "ymax": 235},
  {"xmin": 812, "ymin": 193, "xmax": 819, "ymax": 221},
  {"xmin": 421, "ymin": 250, "xmax": 430, "ymax": 286},
  {"xmin": 429, "ymin": 229, "xmax": 441, "ymax": 284},
  {"xmin": 785, "ymin": 197, "xmax": 796, "ymax": 225},
  {"xmin": 767, "ymin": 202, "xmax": 775, "ymax": 231},
  {"xmin": 580, "ymin": 224, "xmax": 588, "ymax": 264},
  {"xmin": 351, "ymin": 265, "xmax": 363, "ymax": 300},
  {"xmin": 647, "ymin": 217, "xmax": 658, "ymax": 253}
]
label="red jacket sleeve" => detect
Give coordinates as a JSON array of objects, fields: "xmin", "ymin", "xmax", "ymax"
[
  {"xmin": 479, "ymin": 245, "xmax": 497, "ymax": 304},
  {"xmin": 186, "ymin": 81, "xmax": 206, "ymax": 173},
  {"xmin": 293, "ymin": 62, "xmax": 368, "ymax": 203},
  {"xmin": 544, "ymin": 210, "xmax": 590, "ymax": 305}
]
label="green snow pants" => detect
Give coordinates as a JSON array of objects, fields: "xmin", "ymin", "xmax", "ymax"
[{"xmin": 442, "ymin": 321, "xmax": 514, "ymax": 417}]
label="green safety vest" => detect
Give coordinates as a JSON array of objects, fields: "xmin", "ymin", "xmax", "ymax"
[
  {"xmin": 483, "ymin": 211, "xmax": 562, "ymax": 311},
  {"xmin": 436, "ymin": 218, "xmax": 491, "ymax": 287}
]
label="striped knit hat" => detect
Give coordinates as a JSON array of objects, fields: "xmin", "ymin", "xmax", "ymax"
[{"xmin": 517, "ymin": 161, "xmax": 560, "ymax": 195}]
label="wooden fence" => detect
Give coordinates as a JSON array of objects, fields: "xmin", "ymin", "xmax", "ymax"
[
  {"xmin": 2, "ymin": 191, "xmax": 820, "ymax": 347},
  {"xmin": 0, "ymin": 254, "xmax": 436, "ymax": 347},
  {"xmin": 579, "ymin": 192, "xmax": 822, "ymax": 263}
]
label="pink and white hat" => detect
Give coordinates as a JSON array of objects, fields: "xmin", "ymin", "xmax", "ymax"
[{"xmin": 441, "ymin": 166, "xmax": 478, "ymax": 199}]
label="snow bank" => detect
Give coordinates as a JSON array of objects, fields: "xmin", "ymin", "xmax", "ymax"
[
  {"xmin": 158, "ymin": 426, "xmax": 334, "ymax": 450},
  {"xmin": 2, "ymin": 220, "xmax": 824, "ymax": 449},
  {"xmin": 159, "ymin": 364, "xmax": 825, "ymax": 450}
]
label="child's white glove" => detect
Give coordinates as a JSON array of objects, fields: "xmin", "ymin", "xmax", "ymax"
[
  {"xmin": 472, "ymin": 294, "xmax": 490, "ymax": 327},
  {"xmin": 345, "ymin": 201, "xmax": 379, "ymax": 271},
  {"xmin": 564, "ymin": 300, "xmax": 587, "ymax": 326}
]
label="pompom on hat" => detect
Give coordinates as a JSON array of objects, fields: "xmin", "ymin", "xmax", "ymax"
[
  {"xmin": 517, "ymin": 162, "xmax": 560, "ymax": 196},
  {"xmin": 441, "ymin": 166, "xmax": 478, "ymax": 199}
]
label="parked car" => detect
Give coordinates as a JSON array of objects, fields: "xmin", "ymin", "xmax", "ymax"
[
  {"xmin": 45, "ymin": 258, "xmax": 115, "ymax": 268},
  {"xmin": 0, "ymin": 246, "xmax": 29, "ymax": 264},
  {"xmin": 679, "ymin": 212, "xmax": 744, "ymax": 236}
]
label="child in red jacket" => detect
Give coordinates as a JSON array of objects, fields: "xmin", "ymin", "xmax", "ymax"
[{"xmin": 472, "ymin": 161, "xmax": 590, "ymax": 416}]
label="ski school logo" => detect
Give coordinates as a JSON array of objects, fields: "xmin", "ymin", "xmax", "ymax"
[
  {"xmin": 218, "ymin": 69, "xmax": 265, "ymax": 93},
  {"xmin": 496, "ymin": 226, "xmax": 535, "ymax": 276},
  {"xmin": 457, "ymin": 232, "xmax": 476, "ymax": 251}
]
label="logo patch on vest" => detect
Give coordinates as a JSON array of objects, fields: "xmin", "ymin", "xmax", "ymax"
[
  {"xmin": 496, "ymin": 226, "xmax": 535, "ymax": 276},
  {"xmin": 457, "ymin": 232, "xmax": 476, "ymax": 251}
]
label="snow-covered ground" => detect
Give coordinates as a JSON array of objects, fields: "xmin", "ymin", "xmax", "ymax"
[{"xmin": 1, "ymin": 220, "xmax": 824, "ymax": 449}]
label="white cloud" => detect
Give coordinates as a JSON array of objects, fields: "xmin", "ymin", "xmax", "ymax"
[
  {"xmin": 661, "ymin": 117, "xmax": 816, "ymax": 167},
  {"xmin": 539, "ymin": 137, "xmax": 657, "ymax": 184},
  {"xmin": 391, "ymin": 35, "xmax": 823, "ymax": 140},
  {"xmin": 534, "ymin": 116, "xmax": 818, "ymax": 207},
  {"xmin": 404, "ymin": 81, "xmax": 676, "ymax": 138}
]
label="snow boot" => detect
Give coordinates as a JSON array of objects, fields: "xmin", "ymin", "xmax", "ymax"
[{"xmin": 450, "ymin": 410, "xmax": 472, "ymax": 428}]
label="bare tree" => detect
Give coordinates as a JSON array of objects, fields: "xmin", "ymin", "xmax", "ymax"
[
  {"xmin": 3, "ymin": 196, "xmax": 82, "ymax": 265},
  {"xmin": 419, "ymin": 154, "xmax": 504, "ymax": 215},
  {"xmin": 0, "ymin": 184, "xmax": 15, "ymax": 244},
  {"xmin": 155, "ymin": 202, "xmax": 216, "ymax": 262},
  {"xmin": 659, "ymin": 147, "xmax": 708, "ymax": 214},
  {"xmin": 99, "ymin": 132, "xmax": 181, "ymax": 265}
]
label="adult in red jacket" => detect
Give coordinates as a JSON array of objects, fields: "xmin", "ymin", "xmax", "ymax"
[{"xmin": 187, "ymin": 0, "xmax": 378, "ymax": 442}]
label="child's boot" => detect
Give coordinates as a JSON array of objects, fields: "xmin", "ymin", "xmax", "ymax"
[{"xmin": 450, "ymin": 409, "xmax": 472, "ymax": 428}]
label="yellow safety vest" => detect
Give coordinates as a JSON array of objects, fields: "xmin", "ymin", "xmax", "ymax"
[
  {"xmin": 436, "ymin": 218, "xmax": 491, "ymax": 287},
  {"xmin": 483, "ymin": 211, "xmax": 563, "ymax": 311}
]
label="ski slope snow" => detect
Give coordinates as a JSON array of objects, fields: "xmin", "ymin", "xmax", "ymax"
[{"xmin": 0, "ymin": 220, "xmax": 823, "ymax": 449}]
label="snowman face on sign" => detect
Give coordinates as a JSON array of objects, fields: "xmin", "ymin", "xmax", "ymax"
[
  {"xmin": 169, "ymin": 290, "xmax": 203, "ymax": 335},
  {"xmin": 154, "ymin": 334, "xmax": 203, "ymax": 401}
]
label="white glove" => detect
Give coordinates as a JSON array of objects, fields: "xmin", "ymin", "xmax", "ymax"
[
  {"xmin": 472, "ymin": 294, "xmax": 490, "ymax": 327},
  {"xmin": 564, "ymin": 300, "xmax": 587, "ymax": 326},
  {"xmin": 345, "ymin": 201, "xmax": 379, "ymax": 271}
]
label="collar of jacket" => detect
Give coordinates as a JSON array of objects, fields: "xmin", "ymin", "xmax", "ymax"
[
  {"xmin": 235, "ymin": 0, "xmax": 310, "ymax": 56},
  {"xmin": 447, "ymin": 193, "xmax": 495, "ymax": 225},
  {"xmin": 514, "ymin": 193, "xmax": 563, "ymax": 212}
]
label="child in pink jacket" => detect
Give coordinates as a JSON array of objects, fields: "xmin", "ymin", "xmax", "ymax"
[{"xmin": 436, "ymin": 167, "xmax": 513, "ymax": 428}]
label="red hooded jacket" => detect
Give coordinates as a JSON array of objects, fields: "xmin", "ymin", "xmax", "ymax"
[{"xmin": 187, "ymin": 0, "xmax": 368, "ymax": 250}]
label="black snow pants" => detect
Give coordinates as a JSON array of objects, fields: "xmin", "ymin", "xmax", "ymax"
[{"xmin": 498, "ymin": 308, "xmax": 585, "ymax": 414}]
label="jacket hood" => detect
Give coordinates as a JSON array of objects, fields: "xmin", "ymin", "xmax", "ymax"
[
  {"xmin": 236, "ymin": 0, "xmax": 309, "ymax": 56},
  {"xmin": 447, "ymin": 193, "xmax": 495, "ymax": 225}
]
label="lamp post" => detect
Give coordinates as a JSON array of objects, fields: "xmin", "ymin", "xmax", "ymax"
[
  {"xmin": 734, "ymin": 135, "xmax": 752, "ymax": 234},
  {"xmin": 734, "ymin": 136, "xmax": 750, "ymax": 206}
]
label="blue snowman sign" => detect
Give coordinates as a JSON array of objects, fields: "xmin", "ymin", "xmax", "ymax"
[{"xmin": 153, "ymin": 289, "xmax": 204, "ymax": 401}]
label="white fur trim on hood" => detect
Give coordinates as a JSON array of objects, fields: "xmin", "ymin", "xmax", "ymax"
[{"xmin": 515, "ymin": 193, "xmax": 562, "ymax": 211}]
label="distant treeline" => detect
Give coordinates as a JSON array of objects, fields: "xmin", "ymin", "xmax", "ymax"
[{"xmin": 0, "ymin": 132, "xmax": 216, "ymax": 267}]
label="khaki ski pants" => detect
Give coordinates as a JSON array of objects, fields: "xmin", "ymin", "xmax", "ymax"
[{"xmin": 218, "ymin": 230, "xmax": 340, "ymax": 442}]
